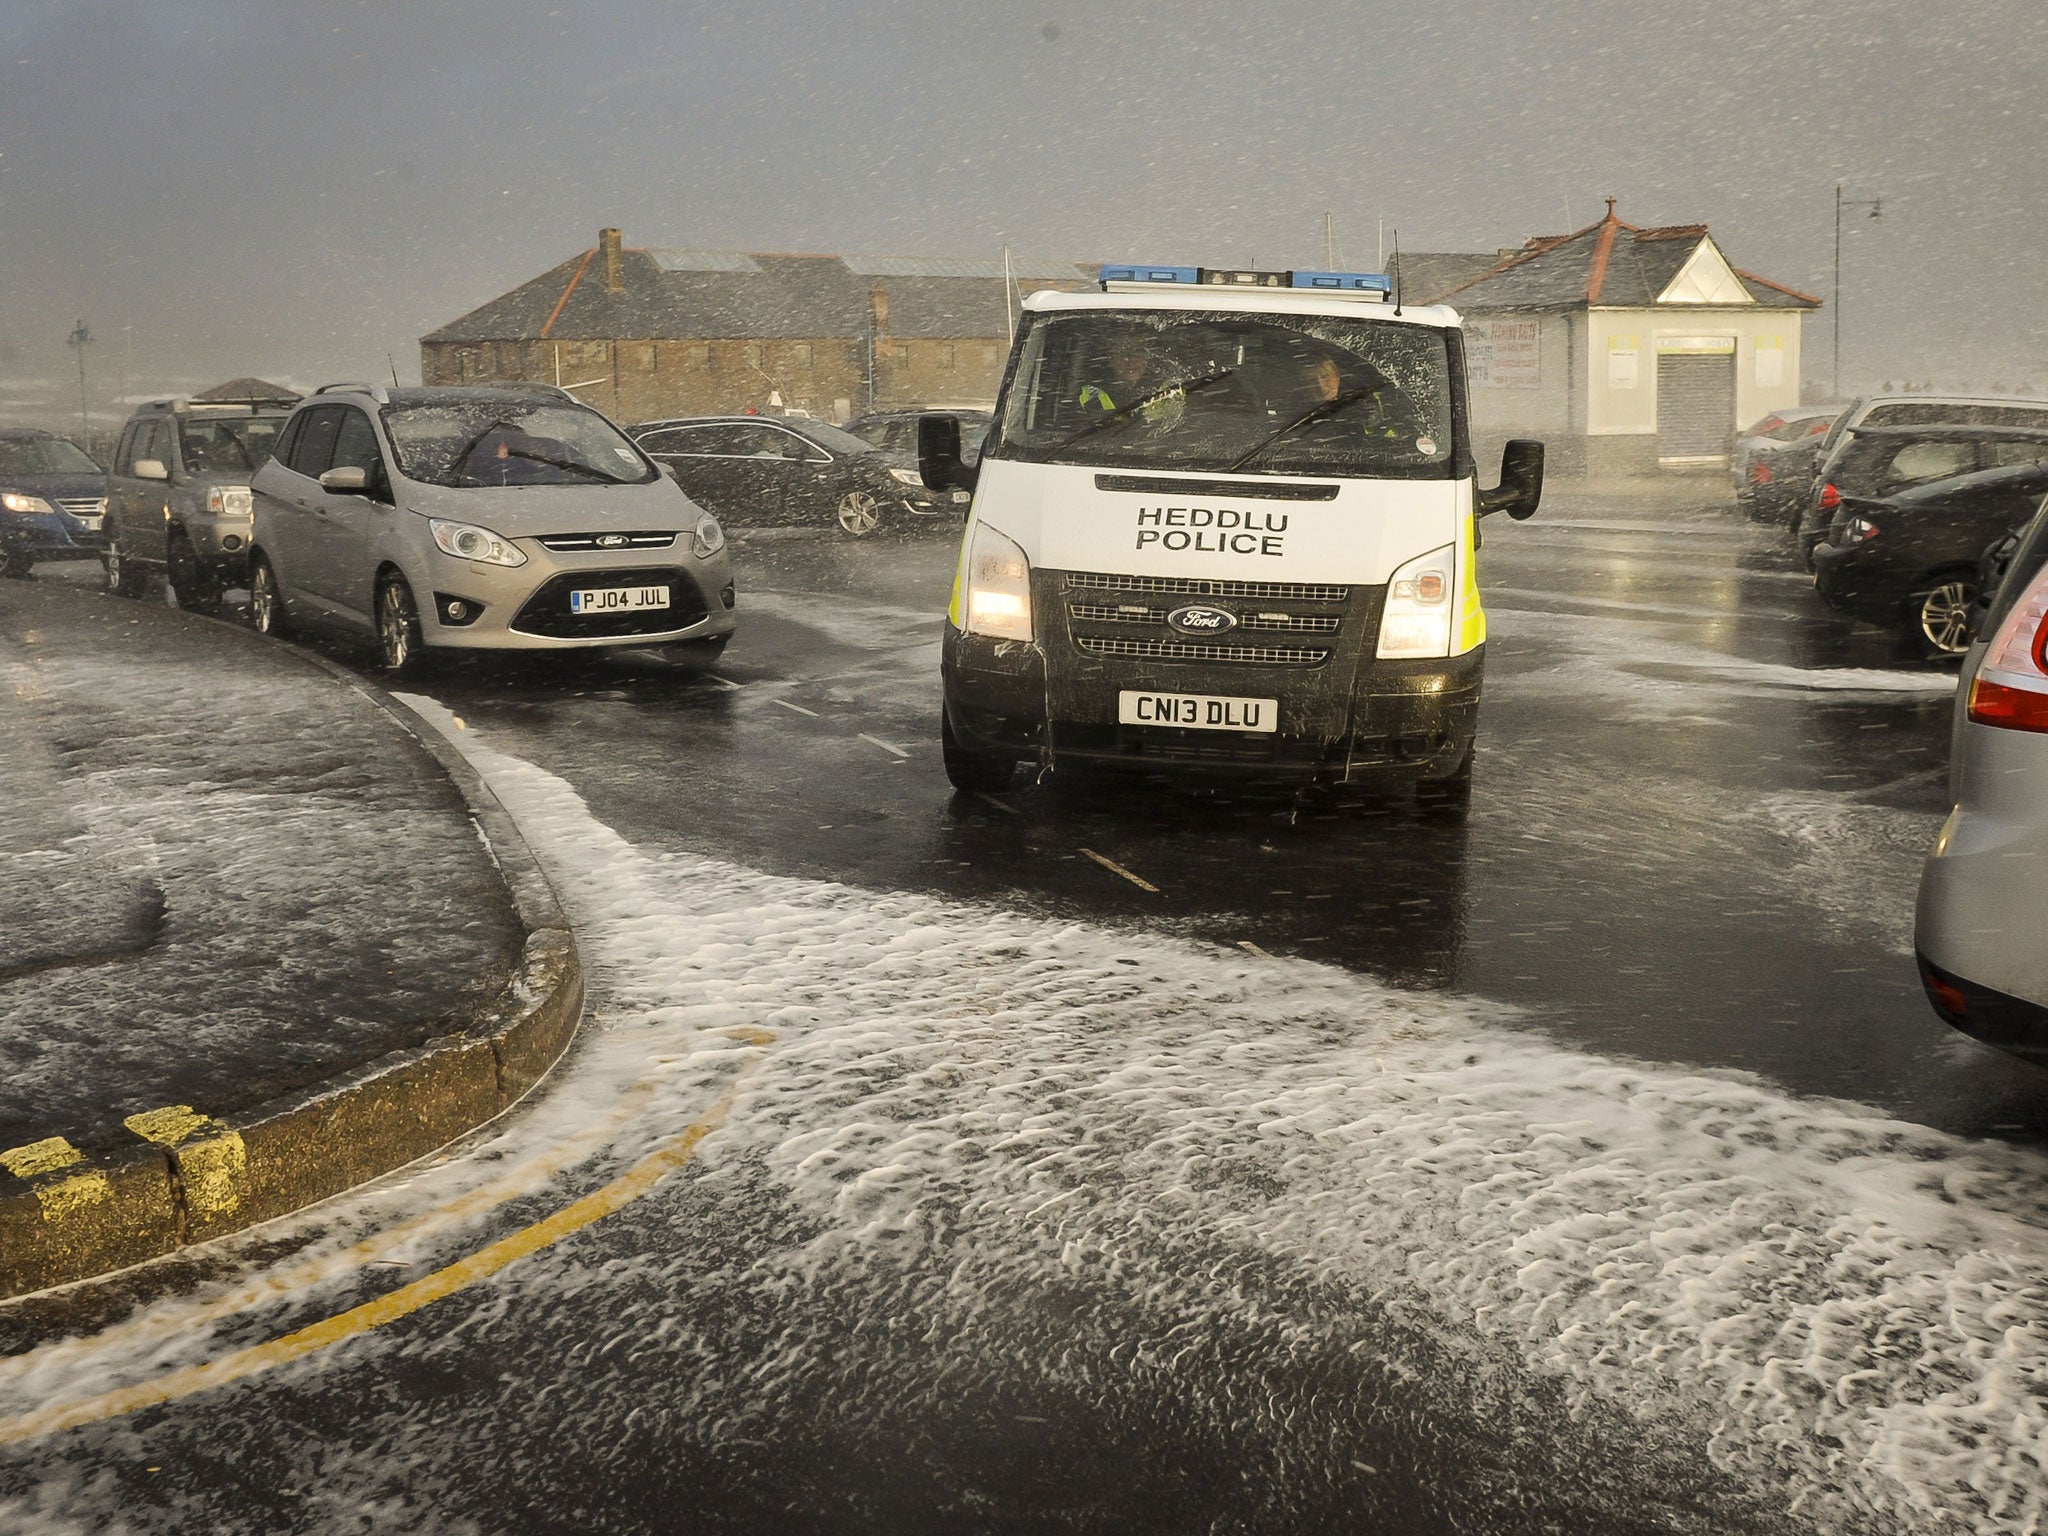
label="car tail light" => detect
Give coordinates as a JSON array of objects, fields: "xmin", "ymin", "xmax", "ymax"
[
  {"xmin": 1749, "ymin": 462, "xmax": 1773, "ymax": 485},
  {"xmin": 1966, "ymin": 562, "xmax": 2048, "ymax": 732},
  {"xmin": 1818, "ymin": 482, "xmax": 1841, "ymax": 512},
  {"xmin": 1919, "ymin": 958, "xmax": 1968, "ymax": 1024}
]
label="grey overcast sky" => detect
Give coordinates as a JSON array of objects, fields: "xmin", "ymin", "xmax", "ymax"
[{"xmin": 2, "ymin": 0, "xmax": 2044, "ymax": 428}]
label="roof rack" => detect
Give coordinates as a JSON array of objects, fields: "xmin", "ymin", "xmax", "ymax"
[{"xmin": 312, "ymin": 382, "xmax": 391, "ymax": 404}]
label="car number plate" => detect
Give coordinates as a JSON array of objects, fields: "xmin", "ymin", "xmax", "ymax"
[
  {"xmin": 570, "ymin": 584, "xmax": 669, "ymax": 614},
  {"xmin": 1118, "ymin": 690, "xmax": 1277, "ymax": 733}
]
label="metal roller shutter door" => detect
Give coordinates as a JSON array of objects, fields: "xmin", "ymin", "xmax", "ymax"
[{"xmin": 1657, "ymin": 354, "xmax": 1736, "ymax": 462}]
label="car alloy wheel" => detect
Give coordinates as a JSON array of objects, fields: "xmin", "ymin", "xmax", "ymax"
[
  {"xmin": 377, "ymin": 574, "xmax": 424, "ymax": 672},
  {"xmin": 250, "ymin": 556, "xmax": 289, "ymax": 637},
  {"xmin": 1914, "ymin": 578, "xmax": 1976, "ymax": 657},
  {"xmin": 836, "ymin": 489, "xmax": 881, "ymax": 537},
  {"xmin": 104, "ymin": 540, "xmax": 148, "ymax": 599}
]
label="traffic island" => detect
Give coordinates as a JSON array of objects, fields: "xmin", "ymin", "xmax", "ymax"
[{"xmin": 0, "ymin": 577, "xmax": 582, "ymax": 1300}]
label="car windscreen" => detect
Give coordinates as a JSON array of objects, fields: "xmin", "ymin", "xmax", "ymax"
[
  {"xmin": 380, "ymin": 400, "xmax": 657, "ymax": 488},
  {"xmin": 992, "ymin": 310, "xmax": 1455, "ymax": 480},
  {"xmin": 0, "ymin": 436, "xmax": 100, "ymax": 476},
  {"xmin": 789, "ymin": 419, "xmax": 879, "ymax": 458},
  {"xmin": 180, "ymin": 415, "xmax": 288, "ymax": 475}
]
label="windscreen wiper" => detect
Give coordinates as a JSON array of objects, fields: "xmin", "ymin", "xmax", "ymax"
[
  {"xmin": 1225, "ymin": 384, "xmax": 1387, "ymax": 472},
  {"xmin": 1050, "ymin": 368, "xmax": 1237, "ymax": 450}
]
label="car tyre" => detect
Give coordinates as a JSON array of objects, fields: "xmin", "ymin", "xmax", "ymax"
[
  {"xmin": 1907, "ymin": 571, "xmax": 1977, "ymax": 659},
  {"xmin": 104, "ymin": 539, "xmax": 151, "ymax": 599},
  {"xmin": 836, "ymin": 490, "xmax": 882, "ymax": 537},
  {"xmin": 249, "ymin": 554, "xmax": 291, "ymax": 639},
  {"xmin": 166, "ymin": 531, "xmax": 223, "ymax": 615},
  {"xmin": 1415, "ymin": 744, "xmax": 1475, "ymax": 817},
  {"xmin": 942, "ymin": 707, "xmax": 1017, "ymax": 793},
  {"xmin": 376, "ymin": 572, "xmax": 426, "ymax": 674}
]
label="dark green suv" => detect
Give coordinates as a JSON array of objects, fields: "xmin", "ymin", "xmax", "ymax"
[{"xmin": 103, "ymin": 382, "xmax": 300, "ymax": 609}]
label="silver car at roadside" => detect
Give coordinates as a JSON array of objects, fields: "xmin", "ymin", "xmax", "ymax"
[
  {"xmin": 248, "ymin": 384, "xmax": 735, "ymax": 670},
  {"xmin": 1915, "ymin": 500, "xmax": 2048, "ymax": 1062}
]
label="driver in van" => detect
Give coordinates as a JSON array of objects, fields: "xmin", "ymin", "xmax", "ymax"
[
  {"xmin": 1077, "ymin": 330, "xmax": 1164, "ymax": 414},
  {"xmin": 1294, "ymin": 352, "xmax": 1422, "ymax": 444}
]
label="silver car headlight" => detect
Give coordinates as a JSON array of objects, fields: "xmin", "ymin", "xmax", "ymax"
[
  {"xmin": 692, "ymin": 512, "xmax": 725, "ymax": 559},
  {"xmin": 429, "ymin": 518, "xmax": 527, "ymax": 567},
  {"xmin": 1, "ymin": 492, "xmax": 53, "ymax": 515},
  {"xmin": 888, "ymin": 467, "xmax": 923, "ymax": 486},
  {"xmin": 207, "ymin": 486, "xmax": 254, "ymax": 518}
]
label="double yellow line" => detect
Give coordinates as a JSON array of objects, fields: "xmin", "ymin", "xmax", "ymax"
[{"xmin": 0, "ymin": 1032, "xmax": 771, "ymax": 1446}]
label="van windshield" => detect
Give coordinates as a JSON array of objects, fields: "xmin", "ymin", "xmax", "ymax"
[{"xmin": 992, "ymin": 310, "xmax": 1455, "ymax": 479}]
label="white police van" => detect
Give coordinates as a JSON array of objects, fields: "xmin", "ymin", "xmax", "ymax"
[{"xmin": 918, "ymin": 263, "xmax": 1543, "ymax": 807}]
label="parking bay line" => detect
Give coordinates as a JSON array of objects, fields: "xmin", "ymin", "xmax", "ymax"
[
  {"xmin": 858, "ymin": 733, "xmax": 911, "ymax": 759},
  {"xmin": 1079, "ymin": 848, "xmax": 1160, "ymax": 893},
  {"xmin": 0, "ymin": 1038, "xmax": 774, "ymax": 1447},
  {"xmin": 771, "ymin": 698, "xmax": 821, "ymax": 718}
]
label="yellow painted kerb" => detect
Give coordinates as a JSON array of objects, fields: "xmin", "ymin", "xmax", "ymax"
[
  {"xmin": 1, "ymin": 1136, "xmax": 111, "ymax": 1220},
  {"xmin": 124, "ymin": 1106, "xmax": 246, "ymax": 1222}
]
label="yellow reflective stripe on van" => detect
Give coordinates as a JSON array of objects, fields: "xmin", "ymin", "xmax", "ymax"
[
  {"xmin": 947, "ymin": 521, "xmax": 971, "ymax": 629},
  {"xmin": 1456, "ymin": 508, "xmax": 1485, "ymax": 654}
]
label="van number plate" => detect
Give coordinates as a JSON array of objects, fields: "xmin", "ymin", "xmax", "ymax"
[
  {"xmin": 1118, "ymin": 690, "xmax": 1277, "ymax": 733},
  {"xmin": 570, "ymin": 585, "xmax": 670, "ymax": 614}
]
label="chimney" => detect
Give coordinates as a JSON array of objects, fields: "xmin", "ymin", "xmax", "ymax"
[{"xmin": 600, "ymin": 227, "xmax": 623, "ymax": 293}]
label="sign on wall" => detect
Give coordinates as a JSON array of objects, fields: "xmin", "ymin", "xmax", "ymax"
[
  {"xmin": 1467, "ymin": 317, "xmax": 1540, "ymax": 389},
  {"xmin": 1607, "ymin": 335, "xmax": 1639, "ymax": 389},
  {"xmin": 1754, "ymin": 335, "xmax": 1786, "ymax": 387}
]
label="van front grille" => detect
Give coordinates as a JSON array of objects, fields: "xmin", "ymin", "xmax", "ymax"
[{"xmin": 1074, "ymin": 635, "xmax": 1331, "ymax": 668}]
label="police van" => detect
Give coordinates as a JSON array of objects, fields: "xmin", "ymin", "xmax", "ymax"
[{"xmin": 918, "ymin": 263, "xmax": 1543, "ymax": 807}]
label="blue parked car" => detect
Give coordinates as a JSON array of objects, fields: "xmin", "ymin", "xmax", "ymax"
[{"xmin": 0, "ymin": 428, "xmax": 107, "ymax": 578}]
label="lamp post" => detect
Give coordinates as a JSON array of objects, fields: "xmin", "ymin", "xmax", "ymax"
[
  {"xmin": 1833, "ymin": 184, "xmax": 1882, "ymax": 397},
  {"xmin": 65, "ymin": 319, "xmax": 91, "ymax": 446}
]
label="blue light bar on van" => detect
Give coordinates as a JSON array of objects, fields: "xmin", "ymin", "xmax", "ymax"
[
  {"xmin": 1290, "ymin": 270, "xmax": 1394, "ymax": 295},
  {"xmin": 1098, "ymin": 264, "xmax": 1200, "ymax": 285}
]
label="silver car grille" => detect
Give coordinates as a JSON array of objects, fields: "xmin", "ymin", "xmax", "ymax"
[
  {"xmin": 56, "ymin": 497, "xmax": 106, "ymax": 517},
  {"xmin": 533, "ymin": 531, "xmax": 677, "ymax": 551}
]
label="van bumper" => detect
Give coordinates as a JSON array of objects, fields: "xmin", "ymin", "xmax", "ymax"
[{"xmin": 942, "ymin": 624, "xmax": 1481, "ymax": 784}]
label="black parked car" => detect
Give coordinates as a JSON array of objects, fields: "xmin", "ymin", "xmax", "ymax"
[
  {"xmin": 844, "ymin": 407, "xmax": 993, "ymax": 465},
  {"xmin": 1731, "ymin": 405, "xmax": 1839, "ymax": 524},
  {"xmin": 0, "ymin": 427, "xmax": 106, "ymax": 578},
  {"xmin": 627, "ymin": 415, "xmax": 969, "ymax": 537},
  {"xmin": 1812, "ymin": 460, "xmax": 2048, "ymax": 656},
  {"xmin": 1799, "ymin": 423, "xmax": 2048, "ymax": 568}
]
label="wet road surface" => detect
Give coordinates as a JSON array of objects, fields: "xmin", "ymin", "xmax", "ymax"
[{"xmin": 6, "ymin": 497, "xmax": 2046, "ymax": 1536}]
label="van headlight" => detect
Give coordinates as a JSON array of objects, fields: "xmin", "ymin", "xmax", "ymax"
[
  {"xmin": 963, "ymin": 522, "xmax": 1033, "ymax": 641},
  {"xmin": 429, "ymin": 519, "xmax": 527, "ymax": 567},
  {"xmin": 1376, "ymin": 544, "xmax": 1454, "ymax": 659},
  {"xmin": 692, "ymin": 512, "xmax": 725, "ymax": 558}
]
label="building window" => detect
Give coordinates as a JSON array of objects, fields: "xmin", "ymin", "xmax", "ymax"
[
  {"xmin": 745, "ymin": 343, "xmax": 762, "ymax": 369},
  {"xmin": 935, "ymin": 342, "xmax": 955, "ymax": 368},
  {"xmin": 792, "ymin": 343, "xmax": 813, "ymax": 368},
  {"xmin": 622, "ymin": 342, "xmax": 655, "ymax": 374}
]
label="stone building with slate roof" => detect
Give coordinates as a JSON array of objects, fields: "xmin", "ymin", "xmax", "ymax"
[
  {"xmin": 1424, "ymin": 201, "xmax": 1821, "ymax": 476},
  {"xmin": 420, "ymin": 228, "xmax": 1094, "ymax": 425}
]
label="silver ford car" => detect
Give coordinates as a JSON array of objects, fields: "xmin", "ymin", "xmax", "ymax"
[
  {"xmin": 248, "ymin": 384, "xmax": 735, "ymax": 670},
  {"xmin": 1915, "ymin": 501, "xmax": 2048, "ymax": 1062}
]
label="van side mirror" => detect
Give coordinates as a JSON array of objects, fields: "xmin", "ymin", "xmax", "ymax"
[
  {"xmin": 1478, "ymin": 439, "xmax": 1544, "ymax": 520},
  {"xmin": 133, "ymin": 458, "xmax": 169, "ymax": 482},
  {"xmin": 918, "ymin": 413, "xmax": 979, "ymax": 494}
]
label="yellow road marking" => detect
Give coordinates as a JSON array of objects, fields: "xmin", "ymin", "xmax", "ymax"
[
  {"xmin": 1, "ymin": 1136, "xmax": 110, "ymax": 1219},
  {"xmin": 1237, "ymin": 940, "xmax": 1271, "ymax": 958},
  {"xmin": 1078, "ymin": 848, "xmax": 1159, "ymax": 893},
  {"xmin": 124, "ymin": 1106, "xmax": 246, "ymax": 1222},
  {"xmin": 0, "ymin": 1041, "xmax": 770, "ymax": 1447},
  {"xmin": 2, "ymin": 1137, "xmax": 83, "ymax": 1180}
]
